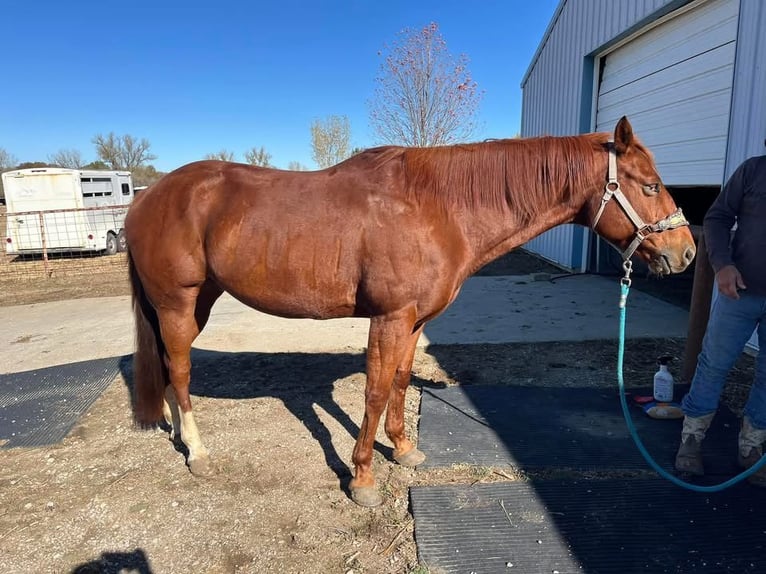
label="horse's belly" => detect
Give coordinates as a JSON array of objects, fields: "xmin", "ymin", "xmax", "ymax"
[
  {"xmin": 224, "ymin": 274, "xmax": 359, "ymax": 320},
  {"xmin": 208, "ymin": 228, "xmax": 364, "ymax": 318}
]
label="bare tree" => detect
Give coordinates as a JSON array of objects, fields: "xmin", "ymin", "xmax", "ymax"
[
  {"xmin": 92, "ymin": 133, "xmax": 157, "ymax": 170},
  {"xmin": 0, "ymin": 147, "xmax": 18, "ymax": 171},
  {"xmin": 310, "ymin": 115, "xmax": 351, "ymax": 168},
  {"xmin": 205, "ymin": 150, "xmax": 236, "ymax": 162},
  {"xmin": 121, "ymin": 135, "xmax": 157, "ymax": 170},
  {"xmin": 48, "ymin": 148, "xmax": 84, "ymax": 169},
  {"xmin": 369, "ymin": 22, "xmax": 482, "ymax": 147},
  {"xmin": 244, "ymin": 146, "xmax": 272, "ymax": 167},
  {"xmin": 287, "ymin": 161, "xmax": 309, "ymax": 171},
  {"xmin": 0, "ymin": 147, "xmax": 18, "ymax": 202},
  {"xmin": 93, "ymin": 133, "xmax": 120, "ymax": 168}
]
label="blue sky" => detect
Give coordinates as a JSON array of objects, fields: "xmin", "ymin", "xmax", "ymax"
[{"xmin": 1, "ymin": 0, "xmax": 559, "ymax": 172}]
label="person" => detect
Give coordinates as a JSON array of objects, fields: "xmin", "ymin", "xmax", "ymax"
[{"xmin": 675, "ymin": 153, "xmax": 766, "ymax": 486}]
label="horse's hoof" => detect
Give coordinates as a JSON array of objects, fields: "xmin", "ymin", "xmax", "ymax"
[
  {"xmin": 188, "ymin": 456, "xmax": 215, "ymax": 477},
  {"xmin": 395, "ymin": 448, "xmax": 426, "ymax": 467},
  {"xmin": 351, "ymin": 486, "xmax": 383, "ymax": 507}
]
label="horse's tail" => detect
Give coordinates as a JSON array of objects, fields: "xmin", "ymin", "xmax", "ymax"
[{"xmin": 128, "ymin": 251, "xmax": 168, "ymax": 426}]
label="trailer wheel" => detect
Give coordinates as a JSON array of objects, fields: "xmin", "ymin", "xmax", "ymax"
[
  {"xmin": 105, "ymin": 232, "xmax": 119, "ymax": 256},
  {"xmin": 117, "ymin": 230, "xmax": 128, "ymax": 253}
]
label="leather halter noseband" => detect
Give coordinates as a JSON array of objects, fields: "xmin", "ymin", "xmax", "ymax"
[{"xmin": 592, "ymin": 141, "xmax": 689, "ymax": 261}]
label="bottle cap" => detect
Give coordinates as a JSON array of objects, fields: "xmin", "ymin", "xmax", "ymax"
[{"xmin": 657, "ymin": 355, "xmax": 673, "ymax": 366}]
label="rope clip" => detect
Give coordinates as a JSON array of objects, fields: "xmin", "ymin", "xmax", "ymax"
[{"xmin": 621, "ymin": 260, "xmax": 633, "ymax": 287}]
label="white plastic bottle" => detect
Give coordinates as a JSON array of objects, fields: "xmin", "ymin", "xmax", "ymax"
[{"xmin": 653, "ymin": 356, "xmax": 674, "ymax": 402}]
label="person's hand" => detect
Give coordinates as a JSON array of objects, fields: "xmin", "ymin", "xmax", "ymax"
[{"xmin": 716, "ymin": 265, "xmax": 746, "ymax": 299}]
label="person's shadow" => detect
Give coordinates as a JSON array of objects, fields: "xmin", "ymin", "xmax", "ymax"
[
  {"xmin": 71, "ymin": 548, "xmax": 153, "ymax": 573},
  {"xmin": 119, "ymin": 349, "xmax": 441, "ymax": 495}
]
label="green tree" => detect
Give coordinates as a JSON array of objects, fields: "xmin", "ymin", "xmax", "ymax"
[
  {"xmin": 131, "ymin": 165, "xmax": 165, "ymax": 187},
  {"xmin": 310, "ymin": 115, "xmax": 351, "ymax": 168},
  {"xmin": 93, "ymin": 133, "xmax": 157, "ymax": 170},
  {"xmin": 204, "ymin": 150, "xmax": 236, "ymax": 161},
  {"xmin": 15, "ymin": 161, "xmax": 50, "ymax": 169},
  {"xmin": 369, "ymin": 22, "xmax": 482, "ymax": 146},
  {"xmin": 82, "ymin": 160, "xmax": 111, "ymax": 170},
  {"xmin": 244, "ymin": 146, "xmax": 272, "ymax": 167}
]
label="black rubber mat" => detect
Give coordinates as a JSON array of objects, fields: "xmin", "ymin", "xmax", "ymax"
[
  {"xmin": 0, "ymin": 357, "xmax": 123, "ymax": 448},
  {"xmin": 418, "ymin": 385, "xmax": 742, "ymax": 476},
  {"xmin": 411, "ymin": 479, "xmax": 766, "ymax": 574}
]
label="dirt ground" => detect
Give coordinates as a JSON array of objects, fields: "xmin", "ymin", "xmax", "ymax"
[{"xmin": 0, "ymin": 251, "xmax": 756, "ymax": 574}]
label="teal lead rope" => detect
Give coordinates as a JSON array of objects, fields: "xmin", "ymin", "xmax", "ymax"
[{"xmin": 617, "ymin": 261, "xmax": 766, "ymax": 492}]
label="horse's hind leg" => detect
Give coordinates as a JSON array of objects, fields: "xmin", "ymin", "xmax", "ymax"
[
  {"xmin": 162, "ymin": 386, "xmax": 181, "ymax": 442},
  {"xmin": 385, "ymin": 324, "xmax": 426, "ymax": 467},
  {"xmin": 158, "ymin": 282, "xmax": 222, "ymax": 477},
  {"xmin": 162, "ymin": 282, "xmax": 222, "ymax": 444}
]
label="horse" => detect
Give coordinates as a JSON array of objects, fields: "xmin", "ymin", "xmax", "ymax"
[{"xmin": 124, "ymin": 116, "xmax": 696, "ymax": 507}]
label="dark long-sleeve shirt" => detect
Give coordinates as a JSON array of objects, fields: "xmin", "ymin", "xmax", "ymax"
[{"xmin": 704, "ymin": 154, "xmax": 766, "ymax": 296}]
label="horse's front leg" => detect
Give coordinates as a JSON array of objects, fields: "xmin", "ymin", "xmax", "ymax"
[
  {"xmin": 385, "ymin": 325, "xmax": 426, "ymax": 467},
  {"xmin": 351, "ymin": 309, "xmax": 416, "ymax": 507}
]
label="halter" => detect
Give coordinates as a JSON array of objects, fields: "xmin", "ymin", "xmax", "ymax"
[{"xmin": 592, "ymin": 141, "xmax": 689, "ymax": 261}]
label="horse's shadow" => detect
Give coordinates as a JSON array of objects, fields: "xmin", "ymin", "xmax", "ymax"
[{"xmin": 119, "ymin": 349, "xmax": 440, "ymax": 492}]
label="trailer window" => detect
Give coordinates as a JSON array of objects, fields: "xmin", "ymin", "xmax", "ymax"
[
  {"xmin": 122, "ymin": 183, "xmax": 131, "ymax": 196},
  {"xmin": 81, "ymin": 176, "xmax": 114, "ymax": 198}
]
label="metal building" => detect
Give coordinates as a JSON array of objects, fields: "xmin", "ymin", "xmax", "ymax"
[{"xmin": 521, "ymin": 0, "xmax": 766, "ymax": 273}]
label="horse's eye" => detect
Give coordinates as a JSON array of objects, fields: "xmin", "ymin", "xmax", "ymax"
[{"xmin": 642, "ymin": 183, "xmax": 660, "ymax": 195}]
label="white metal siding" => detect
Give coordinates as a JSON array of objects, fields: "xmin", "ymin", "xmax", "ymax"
[
  {"xmin": 522, "ymin": 0, "xmax": 765, "ymax": 350},
  {"xmin": 524, "ymin": 224, "xmax": 579, "ymax": 272},
  {"xmin": 595, "ymin": 0, "xmax": 738, "ymax": 186},
  {"xmin": 520, "ymin": 0, "xmax": 676, "ymax": 268},
  {"xmin": 521, "ymin": 0, "xmax": 675, "ymax": 137},
  {"xmin": 725, "ymin": 0, "xmax": 766, "ymax": 175},
  {"xmin": 726, "ymin": 0, "xmax": 766, "ymax": 351}
]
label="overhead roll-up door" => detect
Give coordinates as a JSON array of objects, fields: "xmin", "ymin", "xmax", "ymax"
[{"xmin": 596, "ymin": 0, "xmax": 739, "ymax": 186}]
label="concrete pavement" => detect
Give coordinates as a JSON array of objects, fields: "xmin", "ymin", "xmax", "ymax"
[{"xmin": 0, "ymin": 273, "xmax": 689, "ymax": 374}]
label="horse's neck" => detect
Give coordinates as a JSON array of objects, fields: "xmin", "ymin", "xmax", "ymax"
[{"xmin": 459, "ymin": 188, "xmax": 590, "ymax": 277}]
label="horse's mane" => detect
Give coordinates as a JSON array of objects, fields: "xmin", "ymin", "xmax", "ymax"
[{"xmin": 359, "ymin": 134, "xmax": 609, "ymax": 224}]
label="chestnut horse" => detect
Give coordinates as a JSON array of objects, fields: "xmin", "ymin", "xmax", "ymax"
[{"xmin": 125, "ymin": 117, "xmax": 695, "ymax": 507}]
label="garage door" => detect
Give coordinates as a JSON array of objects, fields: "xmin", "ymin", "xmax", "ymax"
[{"xmin": 595, "ymin": 0, "xmax": 739, "ymax": 186}]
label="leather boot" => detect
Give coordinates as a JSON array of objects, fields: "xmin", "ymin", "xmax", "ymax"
[
  {"xmin": 738, "ymin": 417, "xmax": 766, "ymax": 487},
  {"xmin": 674, "ymin": 413, "xmax": 715, "ymax": 476}
]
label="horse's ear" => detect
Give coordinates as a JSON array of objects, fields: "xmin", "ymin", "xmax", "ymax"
[{"xmin": 613, "ymin": 116, "xmax": 634, "ymax": 154}]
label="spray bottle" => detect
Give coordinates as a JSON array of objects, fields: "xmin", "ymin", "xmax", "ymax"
[{"xmin": 653, "ymin": 355, "xmax": 675, "ymax": 402}]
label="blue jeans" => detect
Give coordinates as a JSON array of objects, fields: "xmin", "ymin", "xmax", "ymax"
[{"xmin": 681, "ymin": 291, "xmax": 766, "ymax": 428}]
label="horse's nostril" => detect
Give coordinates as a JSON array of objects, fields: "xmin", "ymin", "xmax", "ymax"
[{"xmin": 684, "ymin": 246, "xmax": 696, "ymax": 263}]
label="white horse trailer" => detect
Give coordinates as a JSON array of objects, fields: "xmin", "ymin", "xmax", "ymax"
[{"xmin": 2, "ymin": 168, "xmax": 134, "ymax": 255}]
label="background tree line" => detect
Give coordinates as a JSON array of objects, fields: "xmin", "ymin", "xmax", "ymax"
[{"xmin": 2, "ymin": 21, "xmax": 480, "ymax": 203}]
